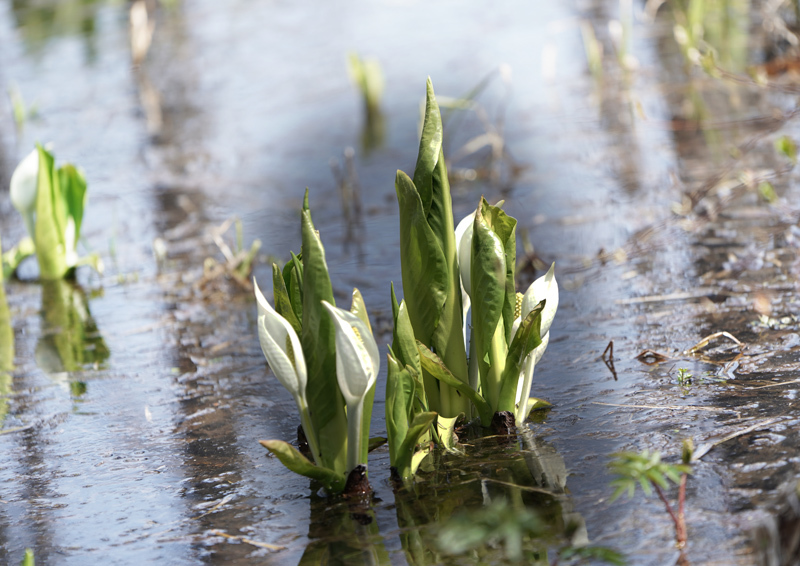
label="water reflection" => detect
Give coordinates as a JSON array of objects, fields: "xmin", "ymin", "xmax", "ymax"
[
  {"xmin": 294, "ymin": 430, "xmax": 586, "ymax": 566},
  {"xmin": 10, "ymin": 0, "xmax": 105, "ymax": 62},
  {"xmin": 299, "ymin": 499, "xmax": 389, "ymax": 566},
  {"xmin": 36, "ymin": 279, "xmax": 109, "ymax": 378}
]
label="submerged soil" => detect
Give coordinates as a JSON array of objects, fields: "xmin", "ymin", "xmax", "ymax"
[{"xmin": 2, "ymin": 0, "xmax": 800, "ymax": 564}]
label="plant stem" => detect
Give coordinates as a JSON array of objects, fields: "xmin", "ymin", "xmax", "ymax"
[
  {"xmin": 298, "ymin": 398, "xmax": 323, "ymax": 467},
  {"xmin": 484, "ymin": 322, "xmax": 508, "ymax": 412},
  {"xmin": 654, "ymin": 483, "xmax": 685, "ymax": 550},
  {"xmin": 677, "ymin": 473, "xmax": 688, "ymax": 547},
  {"xmin": 346, "ymin": 397, "xmax": 365, "ymax": 474}
]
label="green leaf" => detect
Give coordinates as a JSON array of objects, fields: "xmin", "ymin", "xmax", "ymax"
[
  {"xmin": 412, "ymin": 78, "xmax": 443, "ymax": 215},
  {"xmin": 300, "ymin": 191, "xmax": 347, "ymax": 472},
  {"xmin": 20, "ymin": 548, "xmax": 34, "ymax": 566},
  {"xmin": 34, "ymin": 145, "xmax": 68, "ymax": 279},
  {"xmin": 386, "ymin": 354, "xmax": 416, "ymax": 467},
  {"xmin": 2, "ymin": 237, "xmax": 35, "ymax": 280},
  {"xmin": 360, "ymin": 381, "xmax": 377, "ymax": 465},
  {"xmin": 497, "ymin": 301, "xmax": 544, "ymax": 411},
  {"xmin": 417, "ymin": 341, "xmax": 493, "ymax": 426},
  {"xmin": 259, "ymin": 439, "xmax": 345, "ymax": 492},
  {"xmin": 284, "ymin": 252, "xmax": 304, "ymax": 323},
  {"xmin": 391, "ymin": 292, "xmax": 423, "ymax": 380},
  {"xmin": 58, "ymin": 164, "xmax": 87, "ymax": 244},
  {"xmin": 436, "ymin": 413, "xmax": 462, "ymax": 452},
  {"xmin": 395, "ymin": 170, "xmax": 448, "ymax": 345},
  {"xmin": 272, "ymin": 263, "xmax": 302, "ymax": 336},
  {"xmin": 470, "ymin": 199, "xmax": 508, "ymax": 364},
  {"xmin": 395, "ymin": 411, "xmax": 437, "ymax": 478}
]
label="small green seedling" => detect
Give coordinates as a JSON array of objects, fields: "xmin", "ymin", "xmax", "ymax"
[
  {"xmin": 676, "ymin": 368, "xmax": 693, "ymax": 387},
  {"xmin": 21, "ymin": 548, "xmax": 34, "ymax": 566},
  {"xmin": 609, "ymin": 442, "xmax": 693, "ymax": 552}
]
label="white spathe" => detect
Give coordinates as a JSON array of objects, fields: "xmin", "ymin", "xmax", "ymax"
[
  {"xmin": 322, "ymin": 301, "xmax": 379, "ymax": 404},
  {"xmin": 455, "ymin": 210, "xmax": 476, "ymax": 348},
  {"xmin": 512, "ymin": 264, "xmax": 558, "ymax": 423},
  {"xmin": 254, "ymin": 278, "xmax": 307, "ymax": 402},
  {"xmin": 322, "ymin": 299, "xmax": 380, "ymax": 472},
  {"xmin": 10, "ymin": 148, "xmax": 39, "ymax": 240}
]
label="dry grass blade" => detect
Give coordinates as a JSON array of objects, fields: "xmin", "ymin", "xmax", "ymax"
[
  {"xmin": 208, "ymin": 530, "xmax": 285, "ymax": 551},
  {"xmin": 686, "ymin": 331, "xmax": 743, "ymax": 355}
]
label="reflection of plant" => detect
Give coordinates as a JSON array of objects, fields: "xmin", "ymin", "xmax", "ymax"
[
  {"xmin": 393, "ymin": 80, "xmax": 558, "ymax": 447},
  {"xmin": 609, "ymin": 444, "xmax": 693, "ymax": 551},
  {"xmin": 347, "ymin": 52, "xmax": 385, "ymax": 151},
  {"xmin": 36, "ymin": 279, "xmax": 110, "ymax": 374},
  {"xmin": 256, "ymin": 192, "xmax": 380, "ymax": 493},
  {"xmin": 8, "ymin": 145, "xmax": 101, "ymax": 280},
  {"xmin": 437, "ymin": 498, "xmax": 625, "ymax": 565}
]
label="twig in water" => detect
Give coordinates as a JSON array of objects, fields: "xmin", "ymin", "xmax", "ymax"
[{"xmin": 600, "ymin": 340, "xmax": 618, "ymax": 380}]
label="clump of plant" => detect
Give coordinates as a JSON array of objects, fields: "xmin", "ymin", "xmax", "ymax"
[
  {"xmin": 608, "ymin": 441, "xmax": 693, "ymax": 552},
  {"xmin": 6, "ymin": 145, "xmax": 101, "ymax": 279},
  {"xmin": 255, "ymin": 191, "xmax": 380, "ymax": 494},
  {"xmin": 389, "ymin": 79, "xmax": 558, "ymax": 458}
]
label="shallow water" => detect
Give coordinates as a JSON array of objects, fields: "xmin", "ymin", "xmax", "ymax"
[{"xmin": 2, "ymin": 0, "xmax": 800, "ymax": 564}]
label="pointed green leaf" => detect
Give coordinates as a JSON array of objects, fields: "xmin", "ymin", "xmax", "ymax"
[
  {"xmin": 395, "ymin": 170, "xmax": 448, "ymax": 345},
  {"xmin": 391, "ymin": 296, "xmax": 422, "ymax": 378},
  {"xmin": 259, "ymin": 439, "xmax": 345, "ymax": 492},
  {"xmin": 417, "ymin": 341, "xmax": 493, "ymax": 426},
  {"xmin": 284, "ymin": 252, "xmax": 304, "ymax": 322},
  {"xmin": 412, "ymin": 78, "xmax": 443, "ymax": 214},
  {"xmin": 386, "ymin": 354, "xmax": 416, "ymax": 467},
  {"xmin": 497, "ymin": 301, "xmax": 545, "ymax": 411},
  {"xmin": 272, "ymin": 263, "xmax": 302, "ymax": 336},
  {"xmin": 58, "ymin": 164, "xmax": 87, "ymax": 243},
  {"xmin": 470, "ymin": 199, "xmax": 508, "ymax": 364},
  {"xmin": 360, "ymin": 381, "xmax": 376, "ymax": 465},
  {"xmin": 299, "ymin": 192, "xmax": 347, "ymax": 472}
]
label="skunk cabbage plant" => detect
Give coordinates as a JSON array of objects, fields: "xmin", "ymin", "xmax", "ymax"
[
  {"xmin": 257, "ymin": 192, "xmax": 380, "ymax": 493},
  {"xmin": 392, "ymin": 79, "xmax": 558, "ymax": 445},
  {"xmin": 8, "ymin": 145, "xmax": 101, "ymax": 279}
]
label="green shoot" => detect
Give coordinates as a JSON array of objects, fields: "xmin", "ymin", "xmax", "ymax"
[{"xmin": 609, "ymin": 445, "xmax": 693, "ymax": 551}]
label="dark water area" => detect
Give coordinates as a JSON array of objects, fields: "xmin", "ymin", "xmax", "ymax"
[{"xmin": 2, "ymin": 0, "xmax": 800, "ymax": 564}]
